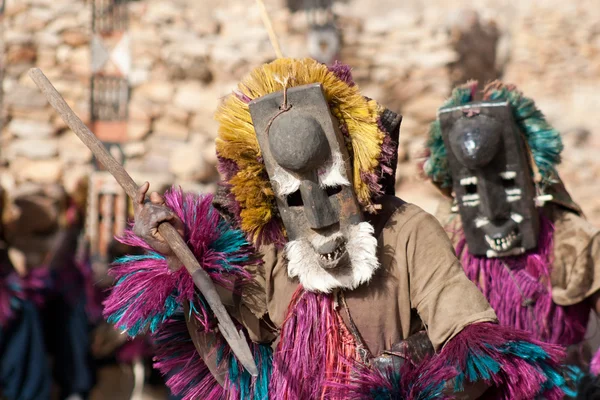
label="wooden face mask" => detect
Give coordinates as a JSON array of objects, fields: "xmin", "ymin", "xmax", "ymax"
[
  {"xmin": 249, "ymin": 83, "xmax": 363, "ymax": 269},
  {"xmin": 439, "ymin": 100, "xmax": 540, "ymax": 258}
]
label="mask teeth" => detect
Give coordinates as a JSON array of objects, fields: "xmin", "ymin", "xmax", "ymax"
[
  {"xmin": 318, "ymin": 248, "xmax": 342, "ymax": 262},
  {"xmin": 485, "ymin": 231, "xmax": 517, "ymax": 252}
]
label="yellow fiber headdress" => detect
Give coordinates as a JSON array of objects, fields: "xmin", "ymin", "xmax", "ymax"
[{"xmin": 215, "ymin": 58, "xmax": 397, "ymax": 247}]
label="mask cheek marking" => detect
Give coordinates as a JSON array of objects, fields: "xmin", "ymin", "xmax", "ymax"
[
  {"xmin": 500, "ymin": 171, "xmax": 517, "ymax": 179},
  {"xmin": 318, "ymin": 151, "xmax": 350, "ymax": 188},
  {"xmin": 506, "ymin": 188, "xmax": 522, "ymax": 202},
  {"xmin": 460, "ymin": 176, "xmax": 478, "ymax": 185},
  {"xmin": 272, "ymin": 167, "xmax": 301, "ymax": 199},
  {"xmin": 474, "ymin": 217, "xmax": 489, "ymax": 228},
  {"xmin": 462, "ymin": 193, "xmax": 480, "ymax": 207}
]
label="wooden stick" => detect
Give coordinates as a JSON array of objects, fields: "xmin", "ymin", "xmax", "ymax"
[
  {"xmin": 256, "ymin": 0, "xmax": 283, "ymax": 59},
  {"xmin": 28, "ymin": 68, "xmax": 258, "ymax": 377}
]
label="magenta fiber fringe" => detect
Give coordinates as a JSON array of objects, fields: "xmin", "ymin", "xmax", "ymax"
[
  {"xmin": 456, "ymin": 215, "xmax": 589, "ymax": 345},
  {"xmin": 428, "ymin": 322, "xmax": 567, "ymax": 399},
  {"xmin": 152, "ymin": 314, "xmax": 225, "ymax": 400},
  {"xmin": 0, "ymin": 270, "xmax": 24, "ymax": 327},
  {"xmin": 0, "ymin": 266, "xmax": 50, "ymax": 328},
  {"xmin": 270, "ymin": 287, "xmax": 358, "ymax": 399},
  {"xmin": 330, "ymin": 322, "xmax": 569, "ymax": 399},
  {"xmin": 103, "ymin": 188, "xmax": 255, "ymax": 336},
  {"xmin": 327, "ymin": 357, "xmax": 455, "ymax": 400},
  {"xmin": 328, "ymin": 61, "xmax": 355, "ymax": 86},
  {"xmin": 591, "ymin": 348, "xmax": 600, "ymax": 376}
]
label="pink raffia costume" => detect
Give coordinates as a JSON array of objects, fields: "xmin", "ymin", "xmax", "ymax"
[
  {"xmin": 105, "ymin": 59, "xmax": 572, "ymax": 399},
  {"xmin": 422, "ymin": 80, "xmax": 600, "ymax": 396}
]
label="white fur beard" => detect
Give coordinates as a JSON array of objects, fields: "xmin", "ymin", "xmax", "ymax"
[{"xmin": 285, "ymin": 222, "xmax": 380, "ymax": 293}]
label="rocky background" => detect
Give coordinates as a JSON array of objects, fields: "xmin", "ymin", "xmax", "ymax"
[{"xmin": 1, "ymin": 0, "xmax": 599, "ymax": 223}]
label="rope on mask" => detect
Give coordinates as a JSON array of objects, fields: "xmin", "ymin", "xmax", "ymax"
[{"xmin": 265, "ymin": 75, "xmax": 293, "ymax": 135}]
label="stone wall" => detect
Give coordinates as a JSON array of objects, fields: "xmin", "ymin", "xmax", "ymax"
[
  {"xmin": 1, "ymin": 0, "xmax": 600, "ymax": 223},
  {"xmin": 2, "ymin": 0, "xmax": 91, "ymax": 196}
]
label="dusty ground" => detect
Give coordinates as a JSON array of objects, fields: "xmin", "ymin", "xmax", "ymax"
[{"xmin": 90, "ymin": 365, "xmax": 168, "ymax": 400}]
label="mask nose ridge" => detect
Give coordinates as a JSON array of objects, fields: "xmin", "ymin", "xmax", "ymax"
[{"xmin": 300, "ymin": 178, "xmax": 338, "ymax": 230}]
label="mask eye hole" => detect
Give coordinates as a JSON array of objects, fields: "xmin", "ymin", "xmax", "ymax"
[
  {"xmin": 325, "ymin": 185, "xmax": 342, "ymax": 197},
  {"xmin": 502, "ymin": 177, "xmax": 516, "ymax": 189},
  {"xmin": 286, "ymin": 190, "xmax": 303, "ymax": 207},
  {"xmin": 464, "ymin": 183, "xmax": 477, "ymax": 194}
]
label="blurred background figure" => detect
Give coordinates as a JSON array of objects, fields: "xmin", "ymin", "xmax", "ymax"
[
  {"xmin": 0, "ymin": 184, "xmax": 51, "ymax": 400},
  {"xmin": 0, "ymin": 181, "xmax": 94, "ymax": 400},
  {"xmin": 296, "ymin": 0, "xmax": 342, "ymax": 65}
]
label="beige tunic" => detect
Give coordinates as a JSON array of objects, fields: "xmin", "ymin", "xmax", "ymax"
[
  {"xmin": 234, "ymin": 195, "xmax": 497, "ymax": 357},
  {"xmin": 435, "ymin": 198, "xmax": 600, "ymax": 308}
]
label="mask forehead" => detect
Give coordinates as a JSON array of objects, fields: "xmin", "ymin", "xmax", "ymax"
[
  {"xmin": 439, "ymin": 100, "xmax": 540, "ymax": 257},
  {"xmin": 448, "ymin": 115, "xmax": 502, "ymax": 169},
  {"xmin": 249, "ymin": 83, "xmax": 362, "ymax": 241}
]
